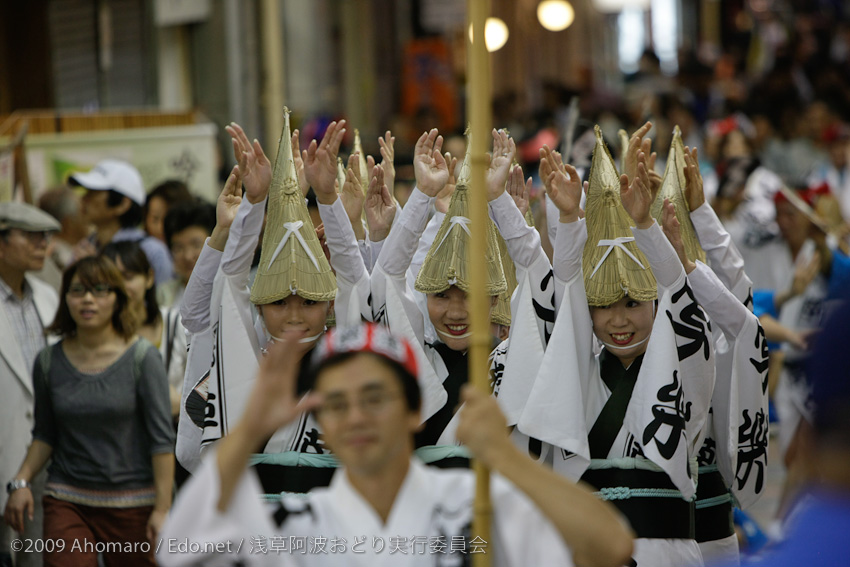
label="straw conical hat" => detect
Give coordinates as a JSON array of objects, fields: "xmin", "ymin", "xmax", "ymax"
[
  {"xmin": 490, "ymin": 208, "xmax": 535, "ymax": 326},
  {"xmin": 582, "ymin": 125, "xmax": 657, "ymax": 306},
  {"xmin": 650, "ymin": 126, "xmax": 706, "ymax": 264},
  {"xmin": 491, "ymin": 148, "xmax": 532, "ymax": 325},
  {"xmin": 251, "ymin": 109, "xmax": 337, "ymax": 304},
  {"xmin": 491, "ymin": 236, "xmax": 515, "ymax": 325},
  {"xmin": 415, "ymin": 133, "xmax": 507, "ymax": 296}
]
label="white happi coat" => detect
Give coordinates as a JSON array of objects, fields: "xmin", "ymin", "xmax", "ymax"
[
  {"xmin": 159, "ymin": 453, "xmax": 574, "ymax": 567},
  {"xmin": 496, "ymin": 218, "xmax": 714, "ymax": 567}
]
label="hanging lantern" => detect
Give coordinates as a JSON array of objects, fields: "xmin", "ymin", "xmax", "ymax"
[
  {"xmin": 468, "ymin": 17, "xmax": 510, "ymax": 52},
  {"xmin": 538, "ymin": 0, "xmax": 575, "ymax": 31},
  {"xmin": 592, "ymin": 0, "xmax": 651, "ymax": 13}
]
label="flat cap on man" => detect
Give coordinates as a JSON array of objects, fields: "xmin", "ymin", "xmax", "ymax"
[{"xmin": 0, "ymin": 201, "xmax": 62, "ymax": 232}]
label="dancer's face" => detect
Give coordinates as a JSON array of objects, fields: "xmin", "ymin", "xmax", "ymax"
[
  {"xmin": 590, "ymin": 296, "xmax": 654, "ymax": 367},
  {"xmin": 259, "ymin": 296, "xmax": 329, "ymax": 341}
]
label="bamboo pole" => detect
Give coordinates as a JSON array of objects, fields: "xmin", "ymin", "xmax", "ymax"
[
  {"xmin": 260, "ymin": 0, "xmax": 285, "ymax": 152},
  {"xmin": 467, "ymin": 1, "xmax": 492, "ymax": 565}
]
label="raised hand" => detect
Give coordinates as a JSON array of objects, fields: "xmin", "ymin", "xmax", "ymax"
[
  {"xmin": 413, "ymin": 129, "xmax": 449, "ymax": 197},
  {"xmin": 207, "ymin": 165, "xmax": 243, "ymax": 251},
  {"xmin": 435, "ymin": 153, "xmax": 458, "ymax": 214},
  {"xmin": 624, "ymin": 121, "xmax": 652, "ymax": 186},
  {"xmin": 315, "ymin": 224, "xmax": 331, "ymax": 262},
  {"xmin": 304, "ymin": 120, "xmax": 347, "ymax": 203},
  {"xmin": 240, "ymin": 334, "xmax": 323, "ymax": 441},
  {"xmin": 216, "ymin": 165, "xmax": 243, "ymax": 230},
  {"xmin": 340, "ymin": 152, "xmax": 366, "ymax": 240},
  {"xmin": 660, "ymin": 198, "xmax": 695, "ymax": 273},
  {"xmin": 226, "ymin": 122, "xmax": 271, "ymax": 204},
  {"xmin": 486, "ymin": 129, "xmax": 516, "ymax": 201},
  {"xmin": 456, "ymin": 385, "xmax": 511, "ymax": 468},
  {"xmin": 378, "ymin": 130, "xmax": 396, "ymax": 199},
  {"xmin": 364, "ymin": 166, "xmax": 396, "ymax": 242},
  {"xmin": 620, "ymin": 150, "xmax": 654, "ymax": 228},
  {"xmin": 540, "ymin": 145, "xmax": 582, "ymax": 222},
  {"xmin": 683, "ymin": 146, "xmax": 705, "ymax": 212},
  {"xmin": 292, "ymin": 129, "xmax": 310, "ymax": 196},
  {"xmin": 647, "ymin": 150, "xmax": 661, "ymax": 198},
  {"xmin": 506, "ymin": 164, "xmax": 532, "ymax": 217}
]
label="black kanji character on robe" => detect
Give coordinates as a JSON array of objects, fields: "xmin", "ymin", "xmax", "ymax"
[
  {"xmin": 750, "ymin": 323, "xmax": 770, "ymax": 394},
  {"xmin": 666, "ymin": 283, "xmax": 711, "ymax": 362},
  {"xmin": 736, "ymin": 408, "xmax": 768, "ymax": 494},
  {"xmin": 643, "ymin": 371, "xmax": 692, "ymax": 460},
  {"xmin": 698, "ymin": 436, "xmax": 716, "ymax": 467},
  {"xmin": 533, "ymin": 269, "xmax": 556, "ymax": 345},
  {"xmin": 300, "ymin": 428, "xmax": 325, "ymax": 454},
  {"xmin": 489, "ymin": 348, "xmax": 506, "ymax": 395},
  {"xmin": 625, "ymin": 434, "xmax": 646, "ymax": 458},
  {"xmin": 185, "ymin": 373, "xmax": 218, "ymax": 429}
]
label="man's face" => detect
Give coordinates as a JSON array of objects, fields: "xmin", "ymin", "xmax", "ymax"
[
  {"xmin": 144, "ymin": 196, "xmax": 168, "ymax": 242},
  {"xmin": 314, "ymin": 354, "xmax": 419, "ymax": 476},
  {"xmin": 81, "ymin": 190, "xmax": 126, "ymax": 227},
  {"xmin": 775, "ymin": 200, "xmax": 812, "ymax": 247},
  {"xmin": 0, "ymin": 229, "xmax": 51, "ymax": 273},
  {"xmin": 170, "ymin": 226, "xmax": 208, "ymax": 283}
]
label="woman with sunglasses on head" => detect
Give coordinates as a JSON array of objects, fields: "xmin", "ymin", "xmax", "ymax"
[
  {"xmin": 101, "ymin": 240, "xmax": 186, "ymax": 419},
  {"xmin": 3, "ymin": 256, "xmax": 174, "ymax": 567}
]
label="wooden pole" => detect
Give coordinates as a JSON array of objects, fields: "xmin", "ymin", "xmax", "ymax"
[
  {"xmin": 260, "ymin": 0, "xmax": 285, "ymax": 152},
  {"xmin": 467, "ymin": 1, "xmax": 492, "ymax": 565}
]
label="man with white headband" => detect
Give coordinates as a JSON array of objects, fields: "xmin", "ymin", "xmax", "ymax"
[{"xmin": 159, "ymin": 322, "xmax": 634, "ymax": 567}]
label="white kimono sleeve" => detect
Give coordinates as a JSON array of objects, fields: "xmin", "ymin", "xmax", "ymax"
[
  {"xmin": 517, "ymin": 219, "xmax": 594, "ymax": 480},
  {"xmin": 318, "ymin": 198, "xmax": 371, "ymax": 327},
  {"xmin": 177, "ymin": 240, "xmax": 226, "ymax": 471},
  {"xmin": 630, "ymin": 222, "xmax": 715, "ymax": 499},
  {"xmin": 688, "ymin": 262, "xmax": 769, "ymax": 508},
  {"xmin": 488, "ymin": 192, "xmax": 556, "ymax": 426},
  {"xmin": 691, "ymin": 202, "xmax": 752, "ymax": 303},
  {"xmin": 406, "ymin": 209, "xmax": 444, "ymax": 345},
  {"xmin": 180, "ymin": 240, "xmax": 223, "ymax": 335},
  {"xmin": 158, "ymin": 453, "xmax": 279, "ymax": 567},
  {"xmin": 371, "ymin": 187, "xmax": 447, "ymax": 421}
]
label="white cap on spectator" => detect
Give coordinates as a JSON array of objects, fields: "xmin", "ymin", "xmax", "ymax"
[{"xmin": 70, "ymin": 160, "xmax": 146, "ymax": 206}]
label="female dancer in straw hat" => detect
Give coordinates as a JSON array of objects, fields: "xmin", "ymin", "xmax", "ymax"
[
  {"xmin": 505, "ymin": 132, "xmax": 715, "ymax": 566},
  {"xmin": 176, "ymin": 115, "xmax": 341, "ymax": 494}
]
